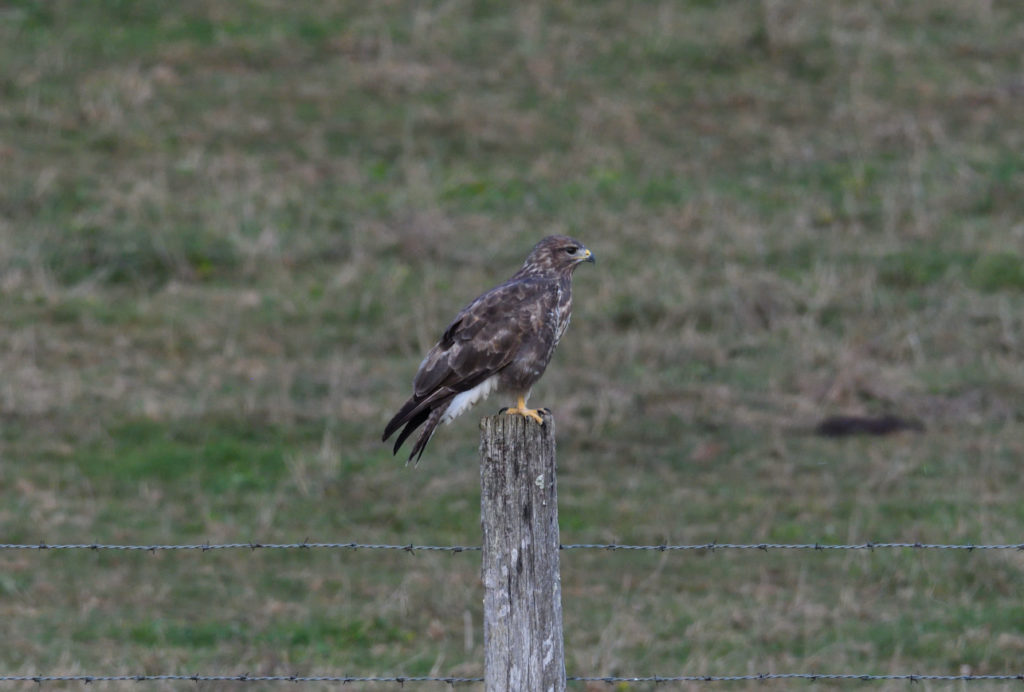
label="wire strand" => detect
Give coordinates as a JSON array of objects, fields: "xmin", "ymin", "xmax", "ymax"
[
  {"xmin": 1, "ymin": 673, "xmax": 1022, "ymax": 684},
  {"xmin": 2, "ymin": 541, "xmax": 1021, "ymax": 552},
  {"xmin": 0, "ymin": 542, "xmax": 480, "ymax": 553},
  {"xmin": 0, "ymin": 674, "xmax": 482, "ymax": 684}
]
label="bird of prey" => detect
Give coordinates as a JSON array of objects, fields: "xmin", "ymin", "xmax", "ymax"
[{"xmin": 382, "ymin": 235, "xmax": 595, "ymax": 463}]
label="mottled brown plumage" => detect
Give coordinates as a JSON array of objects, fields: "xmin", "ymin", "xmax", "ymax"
[{"xmin": 382, "ymin": 235, "xmax": 594, "ymax": 463}]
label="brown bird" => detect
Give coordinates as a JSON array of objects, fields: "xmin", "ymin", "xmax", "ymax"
[{"xmin": 382, "ymin": 235, "xmax": 595, "ymax": 463}]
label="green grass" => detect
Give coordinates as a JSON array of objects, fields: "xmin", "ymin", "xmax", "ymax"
[{"xmin": 2, "ymin": 1, "xmax": 1024, "ymax": 690}]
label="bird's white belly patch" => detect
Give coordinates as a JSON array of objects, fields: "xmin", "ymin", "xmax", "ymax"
[{"xmin": 442, "ymin": 375, "xmax": 500, "ymax": 424}]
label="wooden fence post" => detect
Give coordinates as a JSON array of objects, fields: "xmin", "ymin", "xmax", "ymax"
[{"xmin": 479, "ymin": 413, "xmax": 566, "ymax": 692}]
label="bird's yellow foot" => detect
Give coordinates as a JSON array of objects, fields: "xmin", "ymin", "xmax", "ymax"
[{"xmin": 502, "ymin": 397, "xmax": 545, "ymax": 425}]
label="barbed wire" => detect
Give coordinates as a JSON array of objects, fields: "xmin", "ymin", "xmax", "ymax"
[
  {"xmin": 577, "ymin": 679, "xmax": 1024, "ymax": 683},
  {"xmin": 1, "ymin": 673, "xmax": 1022, "ymax": 684},
  {"xmin": 0, "ymin": 541, "xmax": 479, "ymax": 554},
  {"xmin": 0, "ymin": 675, "xmax": 481, "ymax": 684},
  {"xmin": 560, "ymin": 541, "xmax": 1024, "ymax": 552},
  {"xmin": 1, "ymin": 540, "xmax": 1022, "ymax": 553}
]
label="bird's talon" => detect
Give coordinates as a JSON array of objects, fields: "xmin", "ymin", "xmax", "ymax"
[{"xmin": 503, "ymin": 405, "xmax": 545, "ymax": 425}]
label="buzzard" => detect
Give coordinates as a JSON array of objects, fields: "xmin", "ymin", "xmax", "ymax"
[{"xmin": 382, "ymin": 235, "xmax": 595, "ymax": 463}]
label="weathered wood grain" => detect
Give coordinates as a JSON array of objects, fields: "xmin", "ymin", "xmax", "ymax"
[{"xmin": 479, "ymin": 413, "xmax": 565, "ymax": 692}]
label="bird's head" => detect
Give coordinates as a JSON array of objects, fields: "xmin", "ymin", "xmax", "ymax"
[{"xmin": 521, "ymin": 235, "xmax": 595, "ymax": 276}]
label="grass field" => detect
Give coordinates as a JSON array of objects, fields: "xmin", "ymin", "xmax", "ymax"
[{"xmin": 2, "ymin": 1, "xmax": 1023, "ymax": 690}]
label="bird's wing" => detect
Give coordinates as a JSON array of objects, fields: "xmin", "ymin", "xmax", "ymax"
[{"xmin": 382, "ymin": 277, "xmax": 553, "ymax": 445}]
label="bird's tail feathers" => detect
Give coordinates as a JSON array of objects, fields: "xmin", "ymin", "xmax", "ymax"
[
  {"xmin": 407, "ymin": 405, "xmax": 448, "ymax": 465},
  {"xmin": 392, "ymin": 408, "xmax": 429, "ymax": 455},
  {"xmin": 383, "ymin": 390, "xmax": 455, "ymax": 462},
  {"xmin": 382, "ymin": 397, "xmax": 421, "ymax": 442},
  {"xmin": 382, "ymin": 388, "xmax": 451, "ymax": 443}
]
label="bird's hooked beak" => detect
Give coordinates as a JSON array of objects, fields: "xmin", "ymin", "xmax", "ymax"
[{"xmin": 580, "ymin": 248, "xmax": 595, "ymax": 264}]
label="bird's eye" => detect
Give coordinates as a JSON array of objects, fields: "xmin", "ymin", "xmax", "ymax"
[{"xmin": 564, "ymin": 246, "xmax": 578, "ymax": 254}]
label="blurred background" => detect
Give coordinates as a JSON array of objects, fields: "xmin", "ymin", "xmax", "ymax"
[{"xmin": 1, "ymin": 1, "xmax": 1023, "ymax": 689}]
